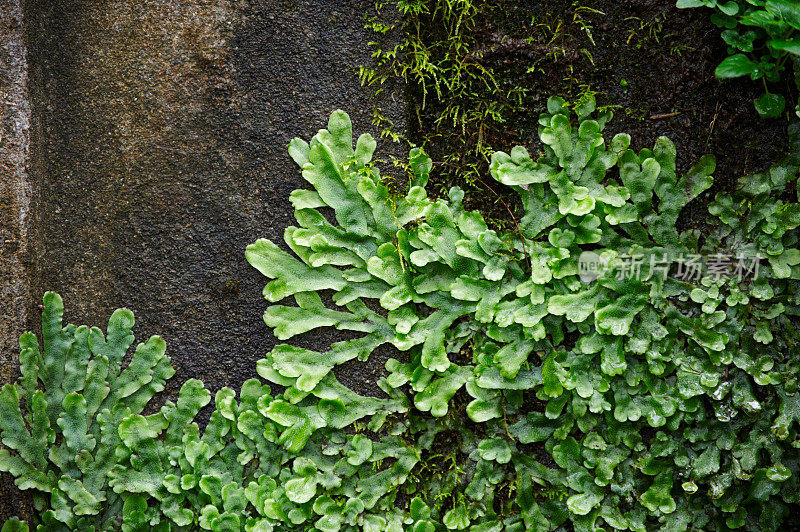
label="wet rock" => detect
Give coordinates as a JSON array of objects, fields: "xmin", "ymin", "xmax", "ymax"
[
  {"xmin": 0, "ymin": 0, "xmax": 34, "ymax": 521},
  {"xmin": 0, "ymin": 0, "xmax": 405, "ymax": 520}
]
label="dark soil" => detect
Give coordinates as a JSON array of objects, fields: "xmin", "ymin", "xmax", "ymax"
[{"xmin": 409, "ymin": 0, "xmax": 795, "ymax": 227}]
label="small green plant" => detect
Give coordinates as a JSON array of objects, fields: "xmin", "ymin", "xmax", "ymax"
[
  {"xmin": 241, "ymin": 104, "xmax": 800, "ymax": 529},
  {"xmin": 677, "ymin": 0, "xmax": 800, "ymax": 117},
  {"xmin": 360, "ymin": 0, "xmax": 509, "ymax": 189},
  {"xmin": 0, "ymin": 292, "xmax": 174, "ymax": 530},
  {"xmin": 3, "ymin": 104, "xmax": 800, "ymax": 530},
  {"xmin": 359, "ymin": 0, "xmax": 600, "ymax": 198}
]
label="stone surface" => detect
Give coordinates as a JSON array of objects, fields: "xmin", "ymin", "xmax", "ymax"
[
  {"xmin": 0, "ymin": 0, "xmax": 34, "ymax": 522},
  {"xmin": 0, "ymin": 0, "xmax": 31, "ymax": 387},
  {"xmin": 0, "ymin": 0, "xmax": 405, "ymax": 519}
]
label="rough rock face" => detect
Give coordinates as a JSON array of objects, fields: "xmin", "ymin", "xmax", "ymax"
[
  {"xmin": 0, "ymin": 0, "xmax": 33, "ymax": 521},
  {"xmin": 0, "ymin": 0, "xmax": 405, "ymax": 520}
]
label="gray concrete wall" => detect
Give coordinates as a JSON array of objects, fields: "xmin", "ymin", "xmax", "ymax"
[{"xmin": 0, "ymin": 0, "xmax": 405, "ymax": 520}]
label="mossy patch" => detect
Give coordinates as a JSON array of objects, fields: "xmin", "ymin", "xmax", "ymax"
[{"xmin": 360, "ymin": 0, "xmax": 796, "ymax": 229}]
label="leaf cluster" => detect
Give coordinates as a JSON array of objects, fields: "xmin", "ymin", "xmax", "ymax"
[
  {"xmin": 244, "ymin": 105, "xmax": 800, "ymax": 530},
  {"xmin": 4, "ymin": 102, "xmax": 800, "ymax": 530},
  {"xmin": 677, "ymin": 0, "xmax": 800, "ymax": 117},
  {"xmin": 0, "ymin": 293, "xmax": 174, "ymax": 530}
]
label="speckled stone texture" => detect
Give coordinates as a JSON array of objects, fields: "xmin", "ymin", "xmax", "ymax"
[
  {"xmin": 0, "ymin": 0, "xmax": 34, "ymax": 521},
  {"xmin": 0, "ymin": 0, "xmax": 405, "ymax": 520}
]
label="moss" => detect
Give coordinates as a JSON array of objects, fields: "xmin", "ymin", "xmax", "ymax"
[
  {"xmin": 360, "ymin": 0, "xmax": 793, "ymax": 233},
  {"xmin": 360, "ymin": 0, "xmax": 612, "ymax": 229}
]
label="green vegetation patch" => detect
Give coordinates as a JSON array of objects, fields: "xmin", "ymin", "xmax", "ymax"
[
  {"xmin": 677, "ymin": 0, "xmax": 800, "ymax": 117},
  {"xmin": 3, "ymin": 101, "xmax": 800, "ymax": 530},
  {"xmin": 359, "ymin": 0, "xmax": 604, "ymax": 200}
]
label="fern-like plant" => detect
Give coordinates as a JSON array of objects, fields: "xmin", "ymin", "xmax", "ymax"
[
  {"xmin": 3, "ymin": 101, "xmax": 800, "ymax": 531},
  {"xmin": 0, "ymin": 293, "xmax": 174, "ymax": 531},
  {"xmin": 243, "ymin": 103, "xmax": 800, "ymax": 530}
]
